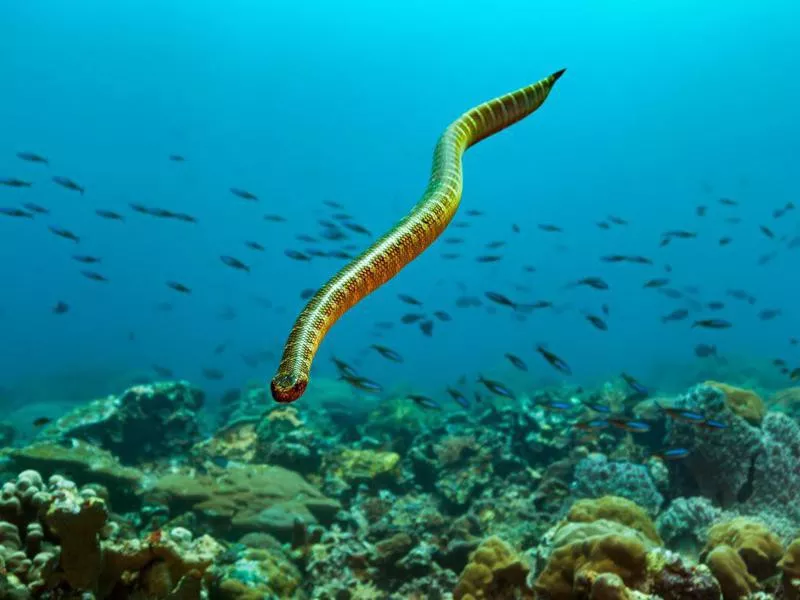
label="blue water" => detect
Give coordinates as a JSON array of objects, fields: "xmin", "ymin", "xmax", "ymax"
[{"xmin": 1, "ymin": 0, "xmax": 798, "ymax": 411}]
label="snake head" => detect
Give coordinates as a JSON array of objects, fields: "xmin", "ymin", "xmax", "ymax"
[{"xmin": 270, "ymin": 373, "xmax": 308, "ymax": 403}]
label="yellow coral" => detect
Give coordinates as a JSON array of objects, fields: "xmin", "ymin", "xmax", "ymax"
[
  {"xmin": 534, "ymin": 534, "xmax": 648, "ymax": 600},
  {"xmin": 705, "ymin": 545, "xmax": 759, "ymax": 600},
  {"xmin": 334, "ymin": 449, "xmax": 401, "ymax": 482},
  {"xmin": 779, "ymin": 538, "xmax": 800, "ymax": 600},
  {"xmin": 703, "ymin": 517, "xmax": 783, "ymax": 580},
  {"xmin": 704, "ymin": 381, "xmax": 766, "ymax": 425},
  {"xmin": 453, "ymin": 536, "xmax": 531, "ymax": 600},
  {"xmin": 565, "ymin": 496, "xmax": 662, "ymax": 545}
]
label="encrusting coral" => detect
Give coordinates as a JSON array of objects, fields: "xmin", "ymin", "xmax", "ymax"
[{"xmin": 565, "ymin": 496, "xmax": 663, "ymax": 545}]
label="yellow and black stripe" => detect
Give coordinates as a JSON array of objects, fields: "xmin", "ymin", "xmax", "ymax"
[{"xmin": 271, "ymin": 69, "xmax": 566, "ymax": 403}]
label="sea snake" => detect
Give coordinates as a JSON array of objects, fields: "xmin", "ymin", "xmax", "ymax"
[{"xmin": 271, "ymin": 69, "xmax": 565, "ymax": 403}]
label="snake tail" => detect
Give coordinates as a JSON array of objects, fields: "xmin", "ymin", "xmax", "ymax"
[{"xmin": 271, "ymin": 68, "xmax": 565, "ymax": 403}]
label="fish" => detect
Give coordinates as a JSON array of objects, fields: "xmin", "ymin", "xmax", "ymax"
[
  {"xmin": 536, "ymin": 394, "xmax": 573, "ymax": 411},
  {"xmin": 331, "ymin": 356, "xmax": 358, "ymax": 378},
  {"xmin": 401, "ymin": 313, "xmax": 425, "ymax": 324},
  {"xmin": 408, "ymin": 394, "xmax": 441, "ymax": 410},
  {"xmin": 643, "ymin": 278, "xmax": 670, "ymax": 289},
  {"xmin": 726, "ymin": 289, "xmax": 756, "ymax": 304},
  {"xmin": 340, "ymin": 373, "xmax": 382, "ymax": 393},
  {"xmin": 657, "ymin": 403, "xmax": 705, "ymax": 423},
  {"xmin": 504, "ymin": 353, "xmax": 527, "ymax": 371},
  {"xmin": 264, "ymin": 214, "xmax": 286, "ymax": 222},
  {"xmin": 621, "ymin": 373, "xmax": 649, "ymax": 396},
  {"xmin": 80, "ymin": 270, "xmax": 108, "ymax": 282},
  {"xmin": 166, "ymin": 281, "xmax": 191, "ymax": 294},
  {"xmin": 485, "ymin": 291, "xmax": 517, "ymax": 309},
  {"xmin": 22, "ymin": 202, "xmax": 48, "ymax": 214},
  {"xmin": 220, "ymin": 255, "xmax": 250, "ymax": 272},
  {"xmin": 16, "ymin": 152, "xmax": 48, "ymax": 165},
  {"xmin": 168, "ymin": 154, "xmax": 185, "ymax": 162},
  {"xmin": 608, "ymin": 417, "xmax": 651, "ymax": 433},
  {"xmin": 323, "ymin": 200, "xmax": 344, "ymax": 209},
  {"xmin": 538, "ymin": 223, "xmax": 563, "ymax": 232},
  {"xmin": 152, "ymin": 364, "xmax": 174, "ymax": 377},
  {"xmin": 344, "ymin": 222, "xmax": 371, "ymax": 236},
  {"xmin": 661, "ymin": 309, "xmax": 689, "ymax": 323},
  {"xmin": 94, "ymin": 209, "xmax": 125, "ymax": 221},
  {"xmin": 696, "ymin": 205, "xmax": 707, "ymax": 216},
  {"xmin": 370, "ymin": 344, "xmax": 403, "ymax": 362},
  {"xmin": 476, "ymin": 255, "xmax": 503, "ymax": 263},
  {"xmin": 1, "ymin": 178, "xmax": 33, "ymax": 188},
  {"xmin": 0, "ymin": 207, "xmax": 33, "ymax": 218},
  {"xmin": 300, "ymin": 288, "xmax": 316, "ymax": 300},
  {"xmin": 52, "ymin": 176, "xmax": 84, "ymax": 194},
  {"xmin": 72, "ymin": 255, "xmax": 100, "ymax": 265},
  {"xmin": 706, "ymin": 302, "xmax": 725, "ymax": 311},
  {"xmin": 296, "ymin": 234, "xmax": 317, "ymax": 243},
  {"xmin": 662, "ymin": 230, "xmax": 697, "ymax": 239},
  {"xmin": 447, "ymin": 387, "xmax": 470, "ymax": 408},
  {"xmin": 694, "ymin": 344, "xmax": 717, "ymax": 358},
  {"xmin": 790, "ymin": 368, "xmax": 800, "ymax": 381},
  {"xmin": 48, "ymin": 226, "xmax": 79, "ymax": 243},
  {"xmin": 536, "ymin": 345, "xmax": 572, "ymax": 375},
  {"xmin": 597, "ymin": 221, "xmax": 610, "ymax": 230},
  {"xmin": 651, "ymin": 448, "xmax": 690, "ymax": 461},
  {"xmin": 719, "ymin": 197, "xmax": 738, "ymax": 206},
  {"xmin": 758, "ymin": 308, "xmax": 782, "ymax": 321},
  {"xmin": 213, "ymin": 343, "xmax": 227, "ymax": 355},
  {"xmin": 585, "ymin": 314, "xmax": 608, "ymax": 331},
  {"xmin": 692, "ymin": 319, "xmax": 732, "ymax": 329},
  {"xmin": 245, "ymin": 241, "xmax": 265, "ymax": 251},
  {"xmin": 698, "ymin": 418, "xmax": 728, "ymax": 430},
  {"xmin": 397, "ymin": 294, "xmax": 422, "ymax": 306},
  {"xmin": 477, "ymin": 375, "xmax": 515, "ymax": 399},
  {"xmin": 433, "ymin": 310, "xmax": 451, "ymax": 322},
  {"xmin": 485, "ymin": 240, "xmax": 506, "ymax": 249},
  {"xmin": 419, "ymin": 320, "xmax": 434, "ymax": 337},
  {"xmin": 760, "ymin": 225, "xmax": 775, "ymax": 239},
  {"xmin": 52, "ymin": 301, "xmax": 69, "ymax": 314},
  {"xmin": 581, "ymin": 398, "xmax": 612, "ymax": 414},
  {"xmin": 576, "ymin": 277, "xmax": 609, "ymax": 290},
  {"xmin": 608, "ymin": 215, "xmax": 628, "ymax": 225},
  {"xmin": 465, "ymin": 209, "xmax": 484, "ymax": 216},
  {"xmin": 284, "ymin": 250, "xmax": 311, "ymax": 261},
  {"xmin": 574, "ymin": 419, "xmax": 610, "ymax": 431},
  {"xmin": 201, "ymin": 367, "xmax": 225, "ymax": 380},
  {"xmin": 32, "ymin": 417, "xmax": 53, "ymax": 427},
  {"xmin": 230, "ymin": 188, "xmax": 258, "ymax": 201},
  {"xmin": 718, "ymin": 237, "xmax": 732, "ymax": 246}
]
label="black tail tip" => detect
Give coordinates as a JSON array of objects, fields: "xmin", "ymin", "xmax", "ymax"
[{"xmin": 551, "ymin": 68, "xmax": 567, "ymax": 82}]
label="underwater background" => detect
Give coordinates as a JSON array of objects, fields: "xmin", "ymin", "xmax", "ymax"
[{"xmin": 1, "ymin": 0, "xmax": 800, "ymax": 599}]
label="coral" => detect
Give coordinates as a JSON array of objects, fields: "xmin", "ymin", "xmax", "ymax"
[
  {"xmin": 663, "ymin": 384, "xmax": 761, "ymax": 506},
  {"xmin": 255, "ymin": 407, "xmax": 322, "ymax": 476},
  {"xmin": 779, "ymin": 538, "xmax": 800, "ymax": 600},
  {"xmin": 192, "ymin": 421, "xmax": 259, "ymax": 464},
  {"xmin": 146, "ymin": 464, "xmax": 341, "ymax": 542},
  {"xmin": 3, "ymin": 440, "xmax": 143, "ymax": 509},
  {"xmin": 566, "ymin": 496, "xmax": 662, "ymax": 545},
  {"xmin": 435, "ymin": 435, "xmax": 478, "ymax": 467},
  {"xmin": 704, "ymin": 381, "xmax": 766, "ymax": 425},
  {"xmin": 533, "ymin": 533, "xmax": 648, "ymax": 600},
  {"xmin": 210, "ymin": 544, "xmax": 302, "ymax": 599},
  {"xmin": 704, "ymin": 545, "xmax": 759, "ymax": 600},
  {"xmin": 656, "ymin": 497, "xmax": 722, "ymax": 559},
  {"xmin": 453, "ymin": 536, "xmax": 532, "ymax": 600},
  {"xmin": 0, "ymin": 469, "xmax": 222, "ymax": 599},
  {"xmin": 42, "ymin": 380, "xmax": 204, "ymax": 464},
  {"xmin": 702, "ymin": 518, "xmax": 783, "ymax": 580},
  {"xmin": 332, "ymin": 449, "xmax": 401, "ymax": 486},
  {"xmin": 571, "ymin": 454, "xmax": 664, "ymax": 516}
]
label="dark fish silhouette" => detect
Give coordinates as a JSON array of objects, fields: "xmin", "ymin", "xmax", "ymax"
[
  {"xmin": 220, "ymin": 255, "xmax": 250, "ymax": 272},
  {"xmin": 230, "ymin": 188, "xmax": 258, "ymax": 201},
  {"xmin": 52, "ymin": 176, "xmax": 84, "ymax": 195},
  {"xmin": 48, "ymin": 226, "xmax": 79, "ymax": 243},
  {"xmin": 16, "ymin": 152, "xmax": 48, "ymax": 165}
]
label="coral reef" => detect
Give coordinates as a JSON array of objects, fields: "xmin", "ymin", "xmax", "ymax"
[
  {"xmin": 40, "ymin": 381, "xmax": 204, "ymax": 464},
  {"xmin": 571, "ymin": 454, "xmax": 664, "ymax": 516},
  {"xmin": 145, "ymin": 464, "xmax": 341, "ymax": 542}
]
